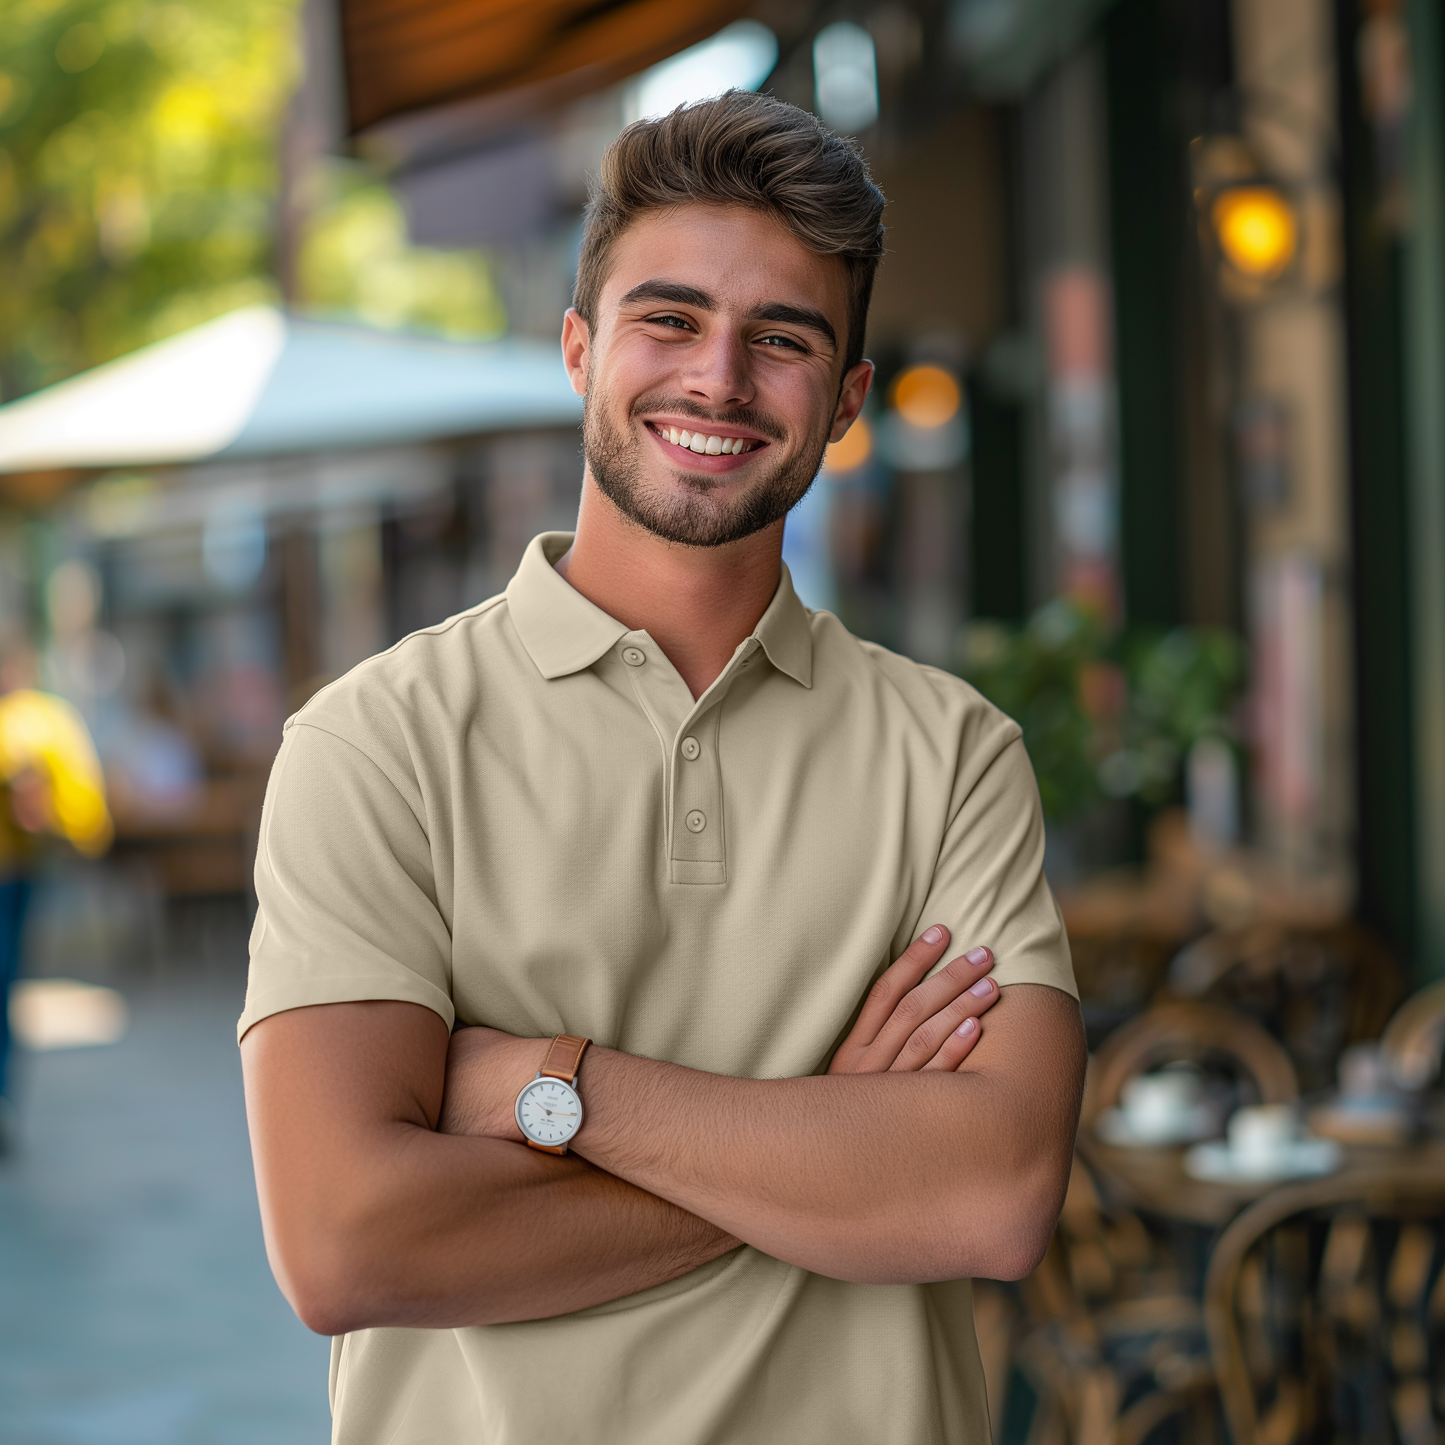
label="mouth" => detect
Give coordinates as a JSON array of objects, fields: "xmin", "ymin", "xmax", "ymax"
[{"xmin": 644, "ymin": 419, "xmax": 771, "ymax": 468}]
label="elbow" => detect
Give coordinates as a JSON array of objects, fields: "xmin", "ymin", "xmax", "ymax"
[
  {"xmin": 968, "ymin": 1172, "xmax": 1069, "ymax": 1282},
  {"xmin": 262, "ymin": 1191, "xmax": 406, "ymax": 1335},
  {"xmin": 976, "ymin": 1219, "xmax": 1053, "ymax": 1282},
  {"xmin": 283, "ymin": 1252, "xmax": 376, "ymax": 1336},
  {"xmin": 290, "ymin": 1288, "xmax": 360, "ymax": 1339},
  {"xmin": 271, "ymin": 1232, "xmax": 376, "ymax": 1336},
  {"xmin": 255, "ymin": 1149, "xmax": 439, "ymax": 1335}
]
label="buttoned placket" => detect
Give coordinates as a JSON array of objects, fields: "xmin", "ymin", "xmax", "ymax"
[{"xmin": 615, "ymin": 631, "xmax": 765, "ymax": 885}]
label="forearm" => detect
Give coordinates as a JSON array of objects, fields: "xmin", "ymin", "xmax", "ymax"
[
  {"xmin": 243, "ymin": 1005, "xmax": 736, "ymax": 1335},
  {"xmin": 282, "ymin": 1133, "xmax": 734, "ymax": 1332},
  {"xmin": 574, "ymin": 1062, "xmax": 1048, "ymax": 1282},
  {"xmin": 571, "ymin": 987, "xmax": 1083, "ymax": 1284}
]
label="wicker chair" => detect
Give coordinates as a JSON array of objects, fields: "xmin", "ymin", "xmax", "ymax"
[
  {"xmin": 1084, "ymin": 1000, "xmax": 1299, "ymax": 1133},
  {"xmin": 1381, "ymin": 981, "xmax": 1445, "ymax": 1092},
  {"xmin": 1015, "ymin": 1156, "xmax": 1221, "ymax": 1445},
  {"xmin": 1204, "ymin": 1171, "xmax": 1445, "ymax": 1445},
  {"xmin": 1167, "ymin": 924, "xmax": 1405, "ymax": 1092}
]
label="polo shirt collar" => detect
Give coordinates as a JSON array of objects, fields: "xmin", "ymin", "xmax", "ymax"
[
  {"xmin": 752, "ymin": 562, "xmax": 813, "ymax": 688},
  {"xmin": 507, "ymin": 533, "xmax": 628, "ymax": 680},
  {"xmin": 507, "ymin": 531, "xmax": 814, "ymax": 688}
]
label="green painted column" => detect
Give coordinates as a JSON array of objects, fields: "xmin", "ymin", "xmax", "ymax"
[
  {"xmin": 1104, "ymin": 0, "xmax": 1181, "ymax": 627},
  {"xmin": 1405, "ymin": 0, "xmax": 1445, "ymax": 977}
]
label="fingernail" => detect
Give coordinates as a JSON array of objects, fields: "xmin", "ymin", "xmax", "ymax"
[
  {"xmin": 956, "ymin": 1017, "xmax": 978, "ymax": 1037},
  {"xmin": 922, "ymin": 926, "xmax": 945, "ymax": 945},
  {"xmin": 965, "ymin": 947, "xmax": 990, "ymax": 966},
  {"xmin": 970, "ymin": 978, "xmax": 994, "ymax": 997}
]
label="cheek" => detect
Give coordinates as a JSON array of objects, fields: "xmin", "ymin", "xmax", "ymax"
[
  {"xmin": 602, "ymin": 335, "xmax": 680, "ymax": 395},
  {"xmin": 766, "ymin": 368, "xmax": 838, "ymax": 442}
]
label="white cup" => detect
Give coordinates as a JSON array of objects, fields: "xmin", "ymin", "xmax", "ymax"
[
  {"xmin": 1227, "ymin": 1104, "xmax": 1300, "ymax": 1164},
  {"xmin": 1338, "ymin": 1043, "xmax": 1391, "ymax": 1102},
  {"xmin": 1122, "ymin": 1068, "xmax": 1204, "ymax": 1141}
]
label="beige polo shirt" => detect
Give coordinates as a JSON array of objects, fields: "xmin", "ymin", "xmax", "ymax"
[{"xmin": 242, "ymin": 531, "xmax": 1075, "ymax": 1445}]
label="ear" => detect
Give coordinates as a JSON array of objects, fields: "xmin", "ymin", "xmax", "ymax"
[
  {"xmin": 561, "ymin": 309, "xmax": 591, "ymax": 397},
  {"xmin": 829, "ymin": 360, "xmax": 874, "ymax": 442}
]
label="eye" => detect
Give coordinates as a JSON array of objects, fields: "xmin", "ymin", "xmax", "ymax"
[
  {"xmin": 646, "ymin": 313, "xmax": 696, "ymax": 332},
  {"xmin": 757, "ymin": 333, "xmax": 808, "ymax": 352}
]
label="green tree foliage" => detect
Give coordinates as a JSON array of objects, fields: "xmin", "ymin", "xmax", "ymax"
[
  {"xmin": 959, "ymin": 602, "xmax": 1247, "ymax": 822},
  {"xmin": 0, "ymin": 0, "xmax": 299, "ymax": 403},
  {"xmin": 298, "ymin": 163, "xmax": 506, "ymax": 341},
  {"xmin": 961, "ymin": 602, "xmax": 1108, "ymax": 821},
  {"xmin": 0, "ymin": 0, "xmax": 506, "ymax": 407}
]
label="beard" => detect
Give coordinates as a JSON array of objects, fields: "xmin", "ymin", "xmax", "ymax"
[{"xmin": 583, "ymin": 386, "xmax": 830, "ymax": 548}]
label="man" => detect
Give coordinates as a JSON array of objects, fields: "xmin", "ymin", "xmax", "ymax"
[{"xmin": 241, "ymin": 91, "xmax": 1084, "ymax": 1443}]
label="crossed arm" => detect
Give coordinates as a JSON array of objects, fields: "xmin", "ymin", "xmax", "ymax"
[{"xmin": 242, "ymin": 928, "xmax": 1085, "ymax": 1336}]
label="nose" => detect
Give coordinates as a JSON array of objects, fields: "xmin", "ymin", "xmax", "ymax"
[{"xmin": 676, "ymin": 326, "xmax": 754, "ymax": 410}]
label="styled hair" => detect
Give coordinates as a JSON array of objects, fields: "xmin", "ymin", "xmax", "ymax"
[{"xmin": 574, "ymin": 91, "xmax": 886, "ymax": 372}]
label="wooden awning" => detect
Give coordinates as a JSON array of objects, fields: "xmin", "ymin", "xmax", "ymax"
[{"xmin": 340, "ymin": 0, "xmax": 750, "ymax": 136}]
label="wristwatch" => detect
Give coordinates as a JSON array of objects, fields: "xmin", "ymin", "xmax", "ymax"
[{"xmin": 515, "ymin": 1034, "xmax": 591, "ymax": 1154}]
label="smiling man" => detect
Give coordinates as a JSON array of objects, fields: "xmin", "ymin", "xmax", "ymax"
[{"xmin": 240, "ymin": 92, "xmax": 1084, "ymax": 1444}]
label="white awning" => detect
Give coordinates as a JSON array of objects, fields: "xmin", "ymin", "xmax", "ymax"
[{"xmin": 0, "ymin": 306, "xmax": 582, "ymax": 475}]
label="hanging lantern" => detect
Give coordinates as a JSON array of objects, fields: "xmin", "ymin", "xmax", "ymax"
[
  {"xmin": 890, "ymin": 365, "xmax": 961, "ymax": 428},
  {"xmin": 1210, "ymin": 184, "xmax": 1299, "ymax": 281}
]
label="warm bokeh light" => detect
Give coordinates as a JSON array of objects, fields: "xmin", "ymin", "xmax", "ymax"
[
  {"xmin": 825, "ymin": 415, "xmax": 873, "ymax": 472},
  {"xmin": 1210, "ymin": 185, "xmax": 1298, "ymax": 280},
  {"xmin": 890, "ymin": 365, "xmax": 961, "ymax": 428}
]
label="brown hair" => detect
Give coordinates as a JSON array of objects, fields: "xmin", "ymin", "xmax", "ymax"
[{"xmin": 574, "ymin": 91, "xmax": 886, "ymax": 372}]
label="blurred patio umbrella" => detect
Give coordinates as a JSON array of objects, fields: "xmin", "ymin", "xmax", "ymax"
[
  {"xmin": 340, "ymin": 0, "xmax": 751, "ymax": 139},
  {"xmin": 0, "ymin": 306, "xmax": 582, "ymax": 476}
]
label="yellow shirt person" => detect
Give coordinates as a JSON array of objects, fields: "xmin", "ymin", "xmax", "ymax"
[{"xmin": 0, "ymin": 689, "xmax": 112, "ymax": 873}]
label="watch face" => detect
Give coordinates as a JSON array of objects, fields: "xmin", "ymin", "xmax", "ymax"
[{"xmin": 515, "ymin": 1077, "xmax": 583, "ymax": 1148}]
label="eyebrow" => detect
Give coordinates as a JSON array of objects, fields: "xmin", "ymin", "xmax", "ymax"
[
  {"xmin": 618, "ymin": 280, "xmax": 838, "ymax": 351},
  {"xmin": 619, "ymin": 280, "xmax": 715, "ymax": 309},
  {"xmin": 747, "ymin": 302, "xmax": 837, "ymax": 351}
]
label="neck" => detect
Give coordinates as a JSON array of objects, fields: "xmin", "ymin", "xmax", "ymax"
[{"xmin": 555, "ymin": 475, "xmax": 785, "ymax": 698}]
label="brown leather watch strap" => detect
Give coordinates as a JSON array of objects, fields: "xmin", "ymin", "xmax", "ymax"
[
  {"xmin": 540, "ymin": 1033, "xmax": 590, "ymax": 1085},
  {"xmin": 525, "ymin": 1035, "xmax": 591, "ymax": 1155}
]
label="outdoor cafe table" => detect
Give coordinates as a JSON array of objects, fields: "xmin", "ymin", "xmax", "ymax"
[{"xmin": 1078, "ymin": 1129, "xmax": 1445, "ymax": 1228}]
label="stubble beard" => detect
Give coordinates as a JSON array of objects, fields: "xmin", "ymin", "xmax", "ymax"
[{"xmin": 583, "ymin": 386, "xmax": 830, "ymax": 548}]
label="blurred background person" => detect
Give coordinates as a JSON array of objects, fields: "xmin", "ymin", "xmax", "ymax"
[{"xmin": 0, "ymin": 639, "xmax": 112, "ymax": 1151}]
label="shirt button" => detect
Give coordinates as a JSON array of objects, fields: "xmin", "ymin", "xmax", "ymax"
[
  {"xmin": 621, "ymin": 646, "xmax": 646, "ymax": 666},
  {"xmin": 680, "ymin": 736, "xmax": 701, "ymax": 761},
  {"xmin": 685, "ymin": 810, "xmax": 707, "ymax": 833}
]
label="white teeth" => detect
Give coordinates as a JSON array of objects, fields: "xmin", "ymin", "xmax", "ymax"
[{"xmin": 658, "ymin": 425, "xmax": 754, "ymax": 455}]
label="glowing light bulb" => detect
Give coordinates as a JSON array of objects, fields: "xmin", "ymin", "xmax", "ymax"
[
  {"xmin": 825, "ymin": 416, "xmax": 872, "ymax": 473},
  {"xmin": 890, "ymin": 365, "xmax": 961, "ymax": 429},
  {"xmin": 1211, "ymin": 186, "xmax": 1298, "ymax": 280}
]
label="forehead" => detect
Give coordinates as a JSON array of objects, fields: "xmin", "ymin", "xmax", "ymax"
[{"xmin": 600, "ymin": 204, "xmax": 849, "ymax": 320}]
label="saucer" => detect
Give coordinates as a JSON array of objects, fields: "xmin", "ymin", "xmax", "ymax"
[
  {"xmin": 1184, "ymin": 1136, "xmax": 1343, "ymax": 1184},
  {"xmin": 1307, "ymin": 1099, "xmax": 1415, "ymax": 1147},
  {"xmin": 1096, "ymin": 1104, "xmax": 1222, "ymax": 1149}
]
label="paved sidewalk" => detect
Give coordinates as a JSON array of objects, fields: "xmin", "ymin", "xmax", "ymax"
[{"xmin": 0, "ymin": 973, "xmax": 331, "ymax": 1445}]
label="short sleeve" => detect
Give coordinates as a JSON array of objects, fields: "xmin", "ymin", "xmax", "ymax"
[
  {"xmin": 238, "ymin": 721, "xmax": 454, "ymax": 1042},
  {"xmin": 915, "ymin": 729, "xmax": 1077, "ymax": 999}
]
